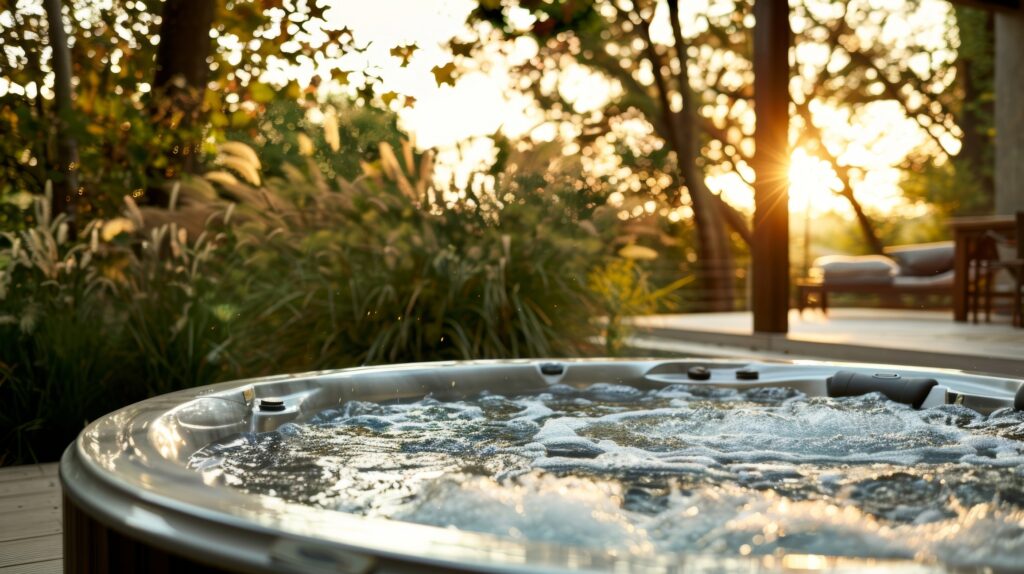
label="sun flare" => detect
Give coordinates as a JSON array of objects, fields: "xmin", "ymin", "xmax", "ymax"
[{"xmin": 788, "ymin": 148, "xmax": 841, "ymax": 213}]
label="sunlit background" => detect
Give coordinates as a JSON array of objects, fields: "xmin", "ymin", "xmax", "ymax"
[
  {"xmin": 226, "ymin": 0, "xmax": 960, "ymax": 220},
  {"xmin": 0, "ymin": 0, "xmax": 971, "ymax": 225}
]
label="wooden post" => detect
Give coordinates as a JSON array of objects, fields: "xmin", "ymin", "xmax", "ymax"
[{"xmin": 752, "ymin": 0, "xmax": 791, "ymax": 334}]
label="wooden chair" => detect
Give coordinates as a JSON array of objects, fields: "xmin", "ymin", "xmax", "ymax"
[{"xmin": 974, "ymin": 212, "xmax": 1024, "ymax": 326}]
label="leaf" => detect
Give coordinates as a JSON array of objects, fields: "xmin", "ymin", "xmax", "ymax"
[
  {"xmin": 297, "ymin": 133, "xmax": 315, "ymax": 157},
  {"xmin": 331, "ymin": 69, "xmax": 352, "ymax": 85},
  {"xmin": 381, "ymin": 91, "xmax": 400, "ymax": 106},
  {"xmin": 402, "ymin": 96, "xmax": 417, "ymax": 109},
  {"xmin": 618, "ymin": 244, "xmax": 658, "ymax": 261},
  {"xmin": 389, "ymin": 44, "xmax": 417, "ymax": 67},
  {"xmin": 323, "ymin": 107, "xmax": 341, "ymax": 152},
  {"xmin": 230, "ymin": 109, "xmax": 251, "ymax": 128},
  {"xmin": 450, "ymin": 41, "xmax": 474, "ymax": 58},
  {"xmin": 210, "ymin": 111, "xmax": 229, "ymax": 128},
  {"xmin": 431, "ymin": 62, "xmax": 457, "ymax": 87},
  {"xmin": 250, "ymin": 82, "xmax": 275, "ymax": 104}
]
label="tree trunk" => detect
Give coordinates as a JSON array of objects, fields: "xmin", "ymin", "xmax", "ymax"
[
  {"xmin": 151, "ymin": 0, "xmax": 217, "ymax": 179},
  {"xmin": 676, "ymin": 103, "xmax": 737, "ymax": 311},
  {"xmin": 154, "ymin": 0, "xmax": 217, "ymax": 92},
  {"xmin": 43, "ymin": 0, "xmax": 80, "ymax": 221},
  {"xmin": 841, "ymin": 189, "xmax": 885, "ymax": 255},
  {"xmin": 668, "ymin": 1, "xmax": 736, "ymax": 311},
  {"xmin": 639, "ymin": 2, "xmax": 737, "ymax": 311},
  {"xmin": 794, "ymin": 100, "xmax": 884, "ymax": 254},
  {"xmin": 647, "ymin": 120, "xmax": 753, "ymax": 248}
]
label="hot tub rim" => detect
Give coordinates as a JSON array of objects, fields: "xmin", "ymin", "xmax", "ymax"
[{"xmin": 59, "ymin": 358, "xmax": 1020, "ymax": 573}]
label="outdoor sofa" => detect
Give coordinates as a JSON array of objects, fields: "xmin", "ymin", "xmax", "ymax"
[{"xmin": 796, "ymin": 242, "xmax": 954, "ymax": 314}]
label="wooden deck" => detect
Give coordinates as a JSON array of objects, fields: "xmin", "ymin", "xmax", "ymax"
[
  {"xmin": 632, "ymin": 308, "xmax": 1024, "ymax": 376},
  {"xmin": 0, "ymin": 463, "xmax": 62, "ymax": 574}
]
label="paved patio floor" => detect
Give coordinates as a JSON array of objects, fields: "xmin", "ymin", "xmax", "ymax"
[{"xmin": 631, "ymin": 308, "xmax": 1024, "ymax": 376}]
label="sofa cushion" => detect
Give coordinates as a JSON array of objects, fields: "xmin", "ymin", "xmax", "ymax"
[
  {"xmin": 811, "ymin": 255, "xmax": 899, "ymax": 286},
  {"xmin": 884, "ymin": 241, "xmax": 954, "ymax": 277},
  {"xmin": 892, "ymin": 269, "xmax": 954, "ymax": 288}
]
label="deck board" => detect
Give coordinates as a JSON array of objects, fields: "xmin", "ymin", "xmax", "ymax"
[
  {"xmin": 0, "ymin": 559, "xmax": 62, "ymax": 574},
  {"xmin": 0, "ymin": 492, "xmax": 61, "ymax": 516},
  {"xmin": 0, "ymin": 465, "xmax": 62, "ymax": 570},
  {"xmin": 0, "ymin": 464, "xmax": 58, "ymax": 484},
  {"xmin": 0, "ymin": 477, "xmax": 60, "ymax": 499},
  {"xmin": 0, "ymin": 509, "xmax": 61, "ymax": 543},
  {"xmin": 0, "ymin": 535, "xmax": 62, "ymax": 568}
]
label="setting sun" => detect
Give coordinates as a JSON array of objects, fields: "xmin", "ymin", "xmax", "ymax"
[{"xmin": 788, "ymin": 148, "xmax": 842, "ymax": 213}]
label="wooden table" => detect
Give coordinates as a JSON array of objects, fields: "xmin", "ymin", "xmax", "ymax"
[{"xmin": 950, "ymin": 215, "xmax": 1016, "ymax": 322}]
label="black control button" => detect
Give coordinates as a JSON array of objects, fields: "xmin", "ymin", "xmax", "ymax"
[
  {"xmin": 540, "ymin": 363, "xmax": 565, "ymax": 376},
  {"xmin": 259, "ymin": 398, "xmax": 286, "ymax": 412},
  {"xmin": 736, "ymin": 368, "xmax": 759, "ymax": 380},
  {"xmin": 687, "ymin": 366, "xmax": 711, "ymax": 380}
]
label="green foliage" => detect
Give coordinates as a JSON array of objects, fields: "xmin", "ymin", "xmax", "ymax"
[
  {"xmin": 589, "ymin": 251, "xmax": 693, "ymax": 356},
  {"xmin": 0, "ymin": 0, "xmax": 388, "ymax": 219},
  {"xmin": 213, "ymin": 144, "xmax": 612, "ymax": 371},
  {"xmin": 0, "ymin": 190, "xmax": 232, "ymax": 464},
  {"xmin": 801, "ymin": 211, "xmax": 948, "ymax": 261},
  {"xmin": 0, "ymin": 200, "xmax": 116, "ymax": 465},
  {"xmin": 229, "ymin": 99, "xmax": 406, "ymax": 183},
  {"xmin": 956, "ymin": 6, "xmax": 995, "ymax": 129},
  {"xmin": 901, "ymin": 159, "xmax": 991, "ymax": 219},
  {"xmin": 0, "ymin": 125, "xmax": 629, "ymax": 464}
]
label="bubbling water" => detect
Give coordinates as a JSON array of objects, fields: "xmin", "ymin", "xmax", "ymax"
[{"xmin": 189, "ymin": 384, "xmax": 1024, "ymax": 568}]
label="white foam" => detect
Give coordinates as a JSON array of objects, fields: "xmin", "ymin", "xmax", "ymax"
[{"xmin": 190, "ymin": 384, "xmax": 1024, "ymax": 568}]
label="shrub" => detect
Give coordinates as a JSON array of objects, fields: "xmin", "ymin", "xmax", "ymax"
[
  {"xmin": 589, "ymin": 246, "xmax": 694, "ymax": 355},
  {"xmin": 0, "ymin": 189, "xmax": 232, "ymax": 463},
  {"xmin": 204, "ymin": 140, "xmax": 614, "ymax": 371},
  {"xmin": 0, "ymin": 134, "xmax": 621, "ymax": 464}
]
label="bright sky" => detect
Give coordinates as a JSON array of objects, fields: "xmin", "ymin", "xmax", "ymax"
[{"xmin": 287, "ymin": 0, "xmax": 540, "ymax": 188}]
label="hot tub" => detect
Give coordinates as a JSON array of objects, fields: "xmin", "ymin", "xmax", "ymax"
[{"xmin": 60, "ymin": 359, "xmax": 1024, "ymax": 573}]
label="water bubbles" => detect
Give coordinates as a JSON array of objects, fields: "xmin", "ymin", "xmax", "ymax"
[{"xmin": 189, "ymin": 384, "xmax": 1024, "ymax": 568}]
